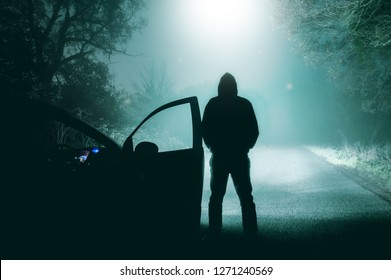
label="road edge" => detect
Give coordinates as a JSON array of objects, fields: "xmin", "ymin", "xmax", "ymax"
[{"xmin": 306, "ymin": 147, "xmax": 391, "ymax": 205}]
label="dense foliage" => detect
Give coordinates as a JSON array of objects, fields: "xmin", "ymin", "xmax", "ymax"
[
  {"xmin": 0, "ymin": 0, "xmax": 145, "ymax": 126},
  {"xmin": 272, "ymin": 0, "xmax": 391, "ymax": 142}
]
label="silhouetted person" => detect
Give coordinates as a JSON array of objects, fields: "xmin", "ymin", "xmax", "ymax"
[{"xmin": 202, "ymin": 73, "xmax": 259, "ymax": 237}]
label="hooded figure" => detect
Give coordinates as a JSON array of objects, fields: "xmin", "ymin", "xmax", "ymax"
[{"xmin": 202, "ymin": 73, "xmax": 259, "ymax": 237}]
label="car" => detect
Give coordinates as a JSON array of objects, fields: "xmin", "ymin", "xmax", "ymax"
[{"xmin": 1, "ymin": 96, "xmax": 204, "ymax": 259}]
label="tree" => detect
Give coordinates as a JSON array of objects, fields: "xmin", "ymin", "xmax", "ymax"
[
  {"xmin": 0, "ymin": 0, "xmax": 145, "ymax": 100},
  {"xmin": 129, "ymin": 62, "xmax": 174, "ymax": 115},
  {"xmin": 59, "ymin": 57, "xmax": 121, "ymax": 122},
  {"xmin": 271, "ymin": 0, "xmax": 391, "ymax": 142}
]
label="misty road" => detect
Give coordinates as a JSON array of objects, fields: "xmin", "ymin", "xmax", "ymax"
[{"xmin": 198, "ymin": 147, "xmax": 391, "ymax": 259}]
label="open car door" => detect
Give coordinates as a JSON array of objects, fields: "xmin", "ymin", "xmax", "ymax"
[
  {"xmin": 2, "ymin": 96, "xmax": 204, "ymax": 258},
  {"xmin": 123, "ymin": 96, "xmax": 204, "ymax": 239}
]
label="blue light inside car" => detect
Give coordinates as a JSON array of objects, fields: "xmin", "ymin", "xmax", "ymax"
[
  {"xmin": 91, "ymin": 147, "xmax": 100, "ymax": 154},
  {"xmin": 78, "ymin": 155, "xmax": 88, "ymax": 163}
]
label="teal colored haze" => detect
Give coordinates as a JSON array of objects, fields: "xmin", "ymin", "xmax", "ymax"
[{"xmin": 110, "ymin": 0, "xmax": 340, "ymax": 145}]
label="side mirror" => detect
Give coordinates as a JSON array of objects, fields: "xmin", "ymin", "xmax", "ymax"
[{"xmin": 134, "ymin": 141, "xmax": 159, "ymax": 156}]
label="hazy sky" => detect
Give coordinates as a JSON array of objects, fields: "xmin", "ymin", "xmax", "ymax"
[
  {"xmin": 109, "ymin": 0, "xmax": 337, "ymax": 144},
  {"xmin": 110, "ymin": 0, "xmax": 306, "ymax": 93}
]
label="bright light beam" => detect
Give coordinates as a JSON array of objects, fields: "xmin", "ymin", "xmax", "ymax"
[
  {"xmin": 180, "ymin": 0, "xmax": 267, "ymax": 51},
  {"xmin": 190, "ymin": 0, "xmax": 254, "ymax": 34}
]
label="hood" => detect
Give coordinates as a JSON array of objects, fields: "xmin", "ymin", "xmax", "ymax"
[{"xmin": 218, "ymin": 72, "xmax": 238, "ymax": 97}]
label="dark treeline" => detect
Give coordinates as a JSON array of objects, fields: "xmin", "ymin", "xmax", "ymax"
[{"xmin": 0, "ymin": 0, "xmax": 147, "ymax": 138}]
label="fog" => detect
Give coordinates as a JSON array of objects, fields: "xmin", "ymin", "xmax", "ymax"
[
  {"xmin": 2, "ymin": 0, "xmax": 390, "ymax": 261},
  {"xmin": 2, "ymin": 0, "xmax": 389, "ymax": 145},
  {"xmin": 110, "ymin": 0, "xmax": 342, "ymax": 146}
]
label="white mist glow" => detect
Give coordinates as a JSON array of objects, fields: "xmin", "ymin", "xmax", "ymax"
[
  {"xmin": 186, "ymin": 0, "xmax": 257, "ymax": 37},
  {"xmin": 170, "ymin": 0, "xmax": 275, "ymax": 89},
  {"xmin": 179, "ymin": 0, "xmax": 269, "ymax": 53},
  {"xmin": 112, "ymin": 0, "xmax": 289, "ymax": 95}
]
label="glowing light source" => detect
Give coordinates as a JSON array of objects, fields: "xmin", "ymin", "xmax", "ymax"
[
  {"xmin": 181, "ymin": 0, "xmax": 266, "ymax": 51},
  {"xmin": 170, "ymin": 0, "xmax": 274, "ymax": 89},
  {"xmin": 190, "ymin": 0, "xmax": 253, "ymax": 32}
]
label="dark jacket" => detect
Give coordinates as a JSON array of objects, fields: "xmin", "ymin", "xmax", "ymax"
[{"xmin": 202, "ymin": 94, "xmax": 259, "ymax": 155}]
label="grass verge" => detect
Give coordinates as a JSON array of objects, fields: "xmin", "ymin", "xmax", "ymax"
[{"xmin": 307, "ymin": 142, "xmax": 391, "ymax": 199}]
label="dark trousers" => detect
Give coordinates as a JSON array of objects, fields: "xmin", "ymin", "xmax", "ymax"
[{"xmin": 208, "ymin": 153, "xmax": 258, "ymax": 235}]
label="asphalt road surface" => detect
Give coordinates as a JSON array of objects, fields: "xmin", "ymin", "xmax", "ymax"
[{"xmin": 193, "ymin": 146, "xmax": 391, "ymax": 260}]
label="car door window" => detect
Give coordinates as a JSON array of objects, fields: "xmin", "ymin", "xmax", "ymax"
[
  {"xmin": 41, "ymin": 120, "xmax": 104, "ymax": 149},
  {"xmin": 132, "ymin": 103, "xmax": 193, "ymax": 152},
  {"xmin": 39, "ymin": 119, "xmax": 106, "ymax": 164}
]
